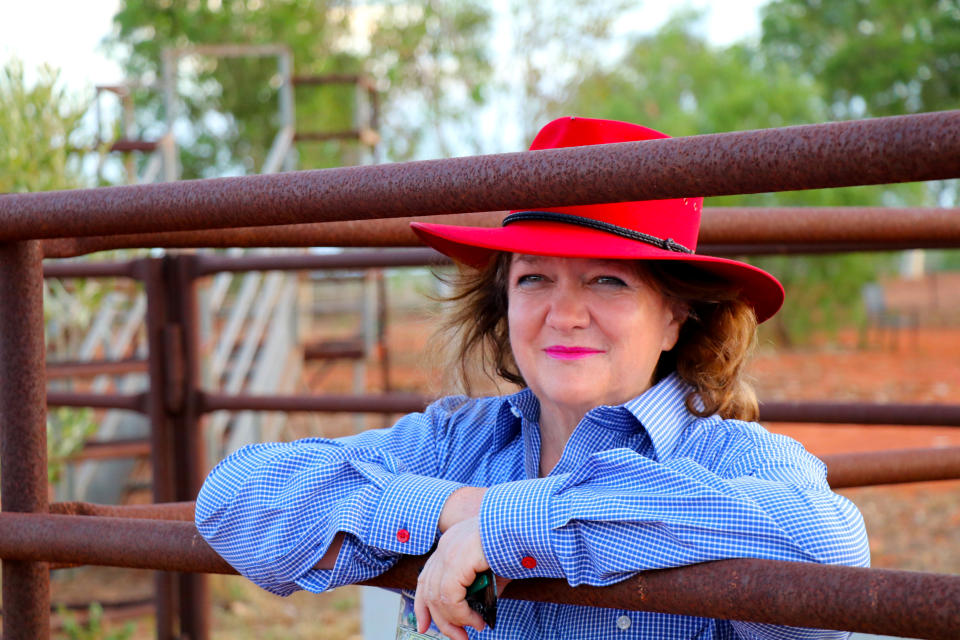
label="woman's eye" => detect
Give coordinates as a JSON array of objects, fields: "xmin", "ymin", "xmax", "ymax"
[
  {"xmin": 594, "ymin": 275, "xmax": 628, "ymax": 287},
  {"xmin": 516, "ymin": 274, "xmax": 545, "ymax": 286}
]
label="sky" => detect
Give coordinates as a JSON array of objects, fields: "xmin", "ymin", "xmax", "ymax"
[
  {"xmin": 0, "ymin": 0, "xmax": 768, "ymax": 94},
  {"xmin": 0, "ymin": 0, "xmax": 123, "ymax": 94}
]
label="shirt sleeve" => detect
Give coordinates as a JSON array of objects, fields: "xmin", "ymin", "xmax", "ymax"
[
  {"xmin": 195, "ymin": 398, "xmax": 468, "ymax": 596},
  {"xmin": 478, "ymin": 428, "xmax": 870, "ymax": 588}
]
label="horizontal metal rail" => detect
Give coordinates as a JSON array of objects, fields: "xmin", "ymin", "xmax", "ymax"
[
  {"xmin": 199, "ymin": 391, "xmax": 429, "ymax": 414},
  {"xmin": 198, "ymin": 392, "xmax": 960, "ymax": 428},
  {"xmin": 46, "ymin": 358, "xmax": 147, "ymax": 379},
  {"xmin": 760, "ymin": 401, "xmax": 960, "ymax": 426},
  {"xmin": 303, "ymin": 339, "xmax": 366, "ymax": 361},
  {"xmin": 46, "ymin": 391, "xmax": 146, "ymax": 413},
  {"xmin": 4, "ymin": 111, "xmax": 958, "ymax": 242},
  {"xmin": 49, "ymin": 501, "xmax": 194, "ymax": 520},
  {"xmin": 43, "ymin": 260, "xmax": 139, "ymax": 279},
  {"xmin": 0, "ymin": 512, "xmax": 956, "ymax": 638},
  {"xmin": 39, "ymin": 206, "xmax": 960, "ymax": 258},
  {"xmin": 822, "ymin": 446, "xmax": 960, "ymax": 488},
  {"xmin": 192, "ymin": 248, "xmax": 443, "ymax": 276},
  {"xmin": 67, "ymin": 438, "xmax": 151, "ymax": 461}
]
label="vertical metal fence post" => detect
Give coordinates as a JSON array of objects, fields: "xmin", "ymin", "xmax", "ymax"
[
  {"xmin": 140, "ymin": 257, "xmax": 178, "ymax": 639},
  {"xmin": 142, "ymin": 255, "xmax": 209, "ymax": 640},
  {"xmin": 0, "ymin": 241, "xmax": 50, "ymax": 639},
  {"xmin": 171, "ymin": 254, "xmax": 209, "ymax": 640}
]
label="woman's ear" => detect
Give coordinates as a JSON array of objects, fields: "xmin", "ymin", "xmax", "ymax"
[{"xmin": 660, "ymin": 302, "xmax": 689, "ymax": 352}]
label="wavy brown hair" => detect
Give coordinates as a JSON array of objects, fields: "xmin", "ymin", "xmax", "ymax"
[{"xmin": 435, "ymin": 253, "xmax": 759, "ymax": 421}]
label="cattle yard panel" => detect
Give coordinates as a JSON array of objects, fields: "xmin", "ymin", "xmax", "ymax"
[{"xmin": 1, "ymin": 112, "xmax": 959, "ymax": 638}]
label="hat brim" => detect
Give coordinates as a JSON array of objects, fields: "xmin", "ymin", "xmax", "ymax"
[{"xmin": 411, "ymin": 220, "xmax": 785, "ymax": 323}]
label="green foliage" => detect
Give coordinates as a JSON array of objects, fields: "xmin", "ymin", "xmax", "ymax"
[
  {"xmin": 0, "ymin": 60, "xmax": 84, "ymax": 193},
  {"xmin": 55, "ymin": 602, "xmax": 135, "ymax": 640},
  {"xmin": 47, "ymin": 406, "xmax": 98, "ymax": 485},
  {"xmin": 104, "ymin": 0, "xmax": 494, "ymax": 175},
  {"xmin": 761, "ymin": 0, "xmax": 960, "ymax": 117}
]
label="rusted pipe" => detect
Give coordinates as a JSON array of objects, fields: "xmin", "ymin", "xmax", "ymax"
[
  {"xmin": 178, "ymin": 260, "xmax": 211, "ymax": 640},
  {"xmin": 303, "ymin": 339, "xmax": 365, "ymax": 361},
  {"xmin": 703, "ymin": 206, "xmax": 960, "ymax": 245},
  {"xmin": 40, "ymin": 212, "xmax": 505, "ymax": 258},
  {"xmin": 493, "ymin": 559, "xmax": 960, "ymax": 639},
  {"xmin": 43, "ymin": 260, "xmax": 138, "ymax": 279},
  {"xmin": 49, "ymin": 501, "xmax": 195, "ymax": 521},
  {"xmin": 0, "ymin": 513, "xmax": 957, "ymax": 638},
  {"xmin": 822, "ymin": 446, "xmax": 960, "ymax": 488},
  {"xmin": 366, "ymin": 556, "xmax": 960, "ymax": 639},
  {"xmin": 67, "ymin": 438, "xmax": 151, "ymax": 461},
  {"xmin": 199, "ymin": 393, "xmax": 960, "ymax": 426},
  {"xmin": 137, "ymin": 256, "xmax": 178, "ymax": 638},
  {"xmin": 46, "ymin": 358, "xmax": 148, "ymax": 379},
  {"xmin": 760, "ymin": 401, "xmax": 960, "ymax": 426},
  {"xmin": 46, "ymin": 390, "xmax": 147, "ymax": 412},
  {"xmin": 199, "ymin": 391, "xmax": 430, "ymax": 414},
  {"xmin": 192, "ymin": 248, "xmax": 443, "ymax": 276},
  {"xmin": 40, "ymin": 206, "xmax": 960, "ymax": 259},
  {"xmin": 706, "ymin": 241, "xmax": 960, "ymax": 255},
  {"xmin": 0, "ymin": 241, "xmax": 50, "ymax": 639},
  {"xmin": 0, "ymin": 513, "xmax": 233, "ymax": 574},
  {"xmin": 5, "ymin": 111, "xmax": 959, "ymax": 242}
]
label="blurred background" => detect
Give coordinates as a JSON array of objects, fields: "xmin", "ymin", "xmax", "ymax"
[{"xmin": 1, "ymin": 0, "xmax": 958, "ymax": 638}]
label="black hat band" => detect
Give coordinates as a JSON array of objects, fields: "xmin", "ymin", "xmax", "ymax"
[{"xmin": 502, "ymin": 211, "xmax": 693, "ymax": 254}]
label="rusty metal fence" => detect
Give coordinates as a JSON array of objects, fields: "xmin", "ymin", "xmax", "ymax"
[{"xmin": 2, "ymin": 111, "xmax": 960, "ymax": 639}]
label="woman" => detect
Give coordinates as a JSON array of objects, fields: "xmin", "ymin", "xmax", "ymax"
[{"xmin": 196, "ymin": 117, "xmax": 870, "ymax": 639}]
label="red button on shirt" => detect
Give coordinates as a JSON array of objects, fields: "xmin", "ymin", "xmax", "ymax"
[
  {"xmin": 396, "ymin": 529, "xmax": 410, "ymax": 543},
  {"xmin": 521, "ymin": 556, "xmax": 537, "ymax": 569}
]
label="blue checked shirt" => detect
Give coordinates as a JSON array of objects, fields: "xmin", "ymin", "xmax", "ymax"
[{"xmin": 196, "ymin": 373, "xmax": 870, "ymax": 639}]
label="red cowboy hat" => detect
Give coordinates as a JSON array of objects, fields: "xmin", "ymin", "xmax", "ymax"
[{"xmin": 410, "ymin": 116, "xmax": 784, "ymax": 322}]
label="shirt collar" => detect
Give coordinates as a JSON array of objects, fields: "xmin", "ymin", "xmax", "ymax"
[
  {"xmin": 503, "ymin": 387, "xmax": 539, "ymax": 424},
  {"xmin": 623, "ymin": 372, "xmax": 697, "ymax": 461},
  {"xmin": 502, "ymin": 372, "xmax": 696, "ymax": 462}
]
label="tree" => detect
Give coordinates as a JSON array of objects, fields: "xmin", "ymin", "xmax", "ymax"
[
  {"xmin": 104, "ymin": 0, "xmax": 494, "ymax": 177},
  {"xmin": 760, "ymin": 0, "xmax": 960, "ymax": 119}
]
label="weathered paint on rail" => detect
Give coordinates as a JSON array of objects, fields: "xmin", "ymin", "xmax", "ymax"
[
  {"xmin": 41, "ymin": 206, "xmax": 960, "ymax": 258},
  {"xmin": 0, "ymin": 241, "xmax": 50, "ymax": 639},
  {"xmin": 0, "ymin": 513, "xmax": 957, "ymax": 638},
  {"xmin": 3, "ymin": 111, "xmax": 959, "ymax": 242}
]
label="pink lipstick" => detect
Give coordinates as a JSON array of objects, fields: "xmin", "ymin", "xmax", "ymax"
[{"xmin": 544, "ymin": 346, "xmax": 604, "ymax": 360}]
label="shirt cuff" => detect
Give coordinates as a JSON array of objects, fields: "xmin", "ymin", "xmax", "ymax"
[
  {"xmin": 479, "ymin": 475, "xmax": 566, "ymax": 579},
  {"xmin": 365, "ymin": 473, "xmax": 466, "ymax": 554}
]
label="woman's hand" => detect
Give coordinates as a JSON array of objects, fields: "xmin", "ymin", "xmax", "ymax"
[{"xmin": 414, "ymin": 516, "xmax": 489, "ymax": 640}]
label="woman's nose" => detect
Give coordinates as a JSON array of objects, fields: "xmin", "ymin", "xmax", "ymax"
[{"xmin": 545, "ymin": 286, "xmax": 589, "ymax": 331}]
